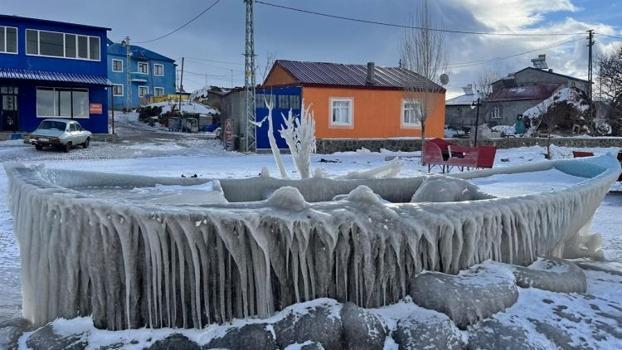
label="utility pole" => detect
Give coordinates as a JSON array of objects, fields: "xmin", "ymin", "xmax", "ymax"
[
  {"xmin": 178, "ymin": 57, "xmax": 185, "ymax": 113},
  {"xmin": 244, "ymin": 0, "xmax": 257, "ymax": 152},
  {"xmin": 123, "ymin": 36, "xmax": 131, "ymax": 111},
  {"xmin": 587, "ymin": 29, "xmax": 594, "ymax": 120}
]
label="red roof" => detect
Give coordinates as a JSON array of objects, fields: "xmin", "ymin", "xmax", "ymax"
[
  {"xmin": 271, "ymin": 60, "xmax": 444, "ymax": 92},
  {"xmin": 487, "ymin": 84, "xmax": 560, "ymax": 102}
]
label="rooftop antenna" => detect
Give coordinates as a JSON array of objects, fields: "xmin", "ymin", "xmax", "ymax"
[{"xmin": 244, "ymin": 0, "xmax": 257, "ymax": 152}]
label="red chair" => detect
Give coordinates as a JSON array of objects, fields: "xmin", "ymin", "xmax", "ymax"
[
  {"xmin": 476, "ymin": 146, "xmax": 497, "ymax": 169},
  {"xmin": 423, "ymin": 141, "xmax": 448, "ymax": 173}
]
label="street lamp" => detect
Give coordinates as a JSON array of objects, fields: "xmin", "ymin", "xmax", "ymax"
[{"xmin": 471, "ymin": 96, "xmax": 482, "ymax": 146}]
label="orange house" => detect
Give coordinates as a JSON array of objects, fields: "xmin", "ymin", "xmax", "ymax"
[{"xmin": 262, "ymin": 60, "xmax": 446, "ymax": 140}]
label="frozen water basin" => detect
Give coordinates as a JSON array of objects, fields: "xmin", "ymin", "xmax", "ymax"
[
  {"xmin": 468, "ymin": 168, "xmax": 588, "ymax": 197},
  {"xmin": 74, "ymin": 182, "xmax": 228, "ymax": 205}
]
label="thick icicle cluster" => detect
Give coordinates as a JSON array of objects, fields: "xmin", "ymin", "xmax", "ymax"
[{"xmin": 5, "ymin": 156, "xmax": 620, "ymax": 330}]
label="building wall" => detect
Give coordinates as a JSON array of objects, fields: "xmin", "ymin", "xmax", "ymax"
[
  {"xmin": 302, "ymin": 86, "xmax": 445, "ymax": 139},
  {"xmin": 0, "ymin": 17, "xmax": 107, "ymax": 76},
  {"xmin": 483, "ymin": 99, "xmax": 542, "ymax": 126},
  {"xmin": 514, "ymin": 69, "xmax": 589, "ymax": 92},
  {"xmin": 492, "ymin": 68, "xmax": 589, "ymax": 94},
  {"xmin": 107, "ymin": 53, "xmax": 176, "ymax": 109},
  {"xmin": 0, "ymin": 16, "xmax": 109, "ymax": 133},
  {"xmin": 445, "ymin": 105, "xmax": 477, "ymax": 130},
  {"xmin": 262, "ymin": 65, "xmax": 297, "ymax": 86}
]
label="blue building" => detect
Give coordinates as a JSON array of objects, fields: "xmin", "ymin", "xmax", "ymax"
[
  {"xmin": 0, "ymin": 15, "xmax": 110, "ymax": 134},
  {"xmin": 107, "ymin": 41, "xmax": 176, "ymax": 110}
]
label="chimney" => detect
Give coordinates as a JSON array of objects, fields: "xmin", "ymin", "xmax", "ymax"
[
  {"xmin": 366, "ymin": 62, "xmax": 375, "ymax": 85},
  {"xmin": 462, "ymin": 84, "xmax": 473, "ymax": 95},
  {"xmin": 531, "ymin": 54, "xmax": 548, "ymax": 69}
]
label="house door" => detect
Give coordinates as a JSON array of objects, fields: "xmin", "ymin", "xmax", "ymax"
[{"xmin": 0, "ymin": 86, "xmax": 19, "ymax": 132}]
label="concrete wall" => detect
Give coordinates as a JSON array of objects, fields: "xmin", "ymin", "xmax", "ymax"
[{"xmin": 316, "ymin": 137, "xmax": 622, "ymax": 154}]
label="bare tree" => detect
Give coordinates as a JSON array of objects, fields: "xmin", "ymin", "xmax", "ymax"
[
  {"xmin": 400, "ymin": 0, "xmax": 447, "ymax": 164},
  {"xmin": 260, "ymin": 52, "xmax": 277, "ymax": 83},
  {"xmin": 597, "ymin": 48, "xmax": 622, "ymax": 135},
  {"xmin": 476, "ymin": 69, "xmax": 498, "ymax": 98}
]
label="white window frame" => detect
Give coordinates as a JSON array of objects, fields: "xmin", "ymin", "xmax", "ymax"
[
  {"xmin": 25, "ymin": 29, "xmax": 101, "ymax": 61},
  {"xmin": 112, "ymin": 59, "xmax": 124, "ymax": 72},
  {"xmin": 154, "ymin": 87, "xmax": 165, "ymax": 97},
  {"xmin": 329, "ymin": 97, "xmax": 354, "ymax": 128},
  {"xmin": 153, "ymin": 63, "xmax": 164, "ymax": 76},
  {"xmin": 401, "ymin": 99, "xmax": 422, "ymax": 128},
  {"xmin": 491, "ymin": 106, "xmax": 501, "ymax": 120},
  {"xmin": 0, "ymin": 26, "xmax": 18, "ymax": 54},
  {"xmin": 112, "ymin": 84, "xmax": 124, "ymax": 96},
  {"xmin": 138, "ymin": 86, "xmax": 149, "ymax": 97},
  {"xmin": 35, "ymin": 87, "xmax": 90, "ymax": 119},
  {"xmin": 137, "ymin": 62, "xmax": 149, "ymax": 74}
]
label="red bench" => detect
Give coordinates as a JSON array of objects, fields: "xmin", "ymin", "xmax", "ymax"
[{"xmin": 423, "ymin": 138, "xmax": 496, "ymax": 173}]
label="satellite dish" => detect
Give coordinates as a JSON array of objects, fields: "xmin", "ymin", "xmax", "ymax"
[{"xmin": 440, "ymin": 73, "xmax": 449, "ymax": 86}]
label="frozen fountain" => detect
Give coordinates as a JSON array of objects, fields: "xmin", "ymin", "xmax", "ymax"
[{"xmin": 5, "ymin": 155, "xmax": 620, "ymax": 330}]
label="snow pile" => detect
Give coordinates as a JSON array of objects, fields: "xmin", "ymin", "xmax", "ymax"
[
  {"xmin": 522, "ymin": 87, "xmax": 589, "ymax": 132},
  {"xmin": 4, "ymin": 155, "xmax": 619, "ymax": 330},
  {"xmin": 145, "ymin": 101, "xmax": 218, "ymax": 116}
]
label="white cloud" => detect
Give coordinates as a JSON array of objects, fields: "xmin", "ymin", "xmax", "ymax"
[{"xmin": 440, "ymin": 0, "xmax": 620, "ymax": 98}]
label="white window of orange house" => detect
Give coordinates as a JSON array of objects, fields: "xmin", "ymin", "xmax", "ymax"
[
  {"xmin": 402, "ymin": 99, "xmax": 422, "ymax": 128},
  {"xmin": 112, "ymin": 84, "xmax": 124, "ymax": 96},
  {"xmin": 154, "ymin": 64, "xmax": 164, "ymax": 76},
  {"xmin": 137, "ymin": 62, "xmax": 149, "ymax": 74},
  {"xmin": 329, "ymin": 98, "xmax": 353, "ymax": 127},
  {"xmin": 112, "ymin": 59, "xmax": 123, "ymax": 72},
  {"xmin": 154, "ymin": 87, "xmax": 164, "ymax": 97},
  {"xmin": 138, "ymin": 86, "xmax": 149, "ymax": 97},
  {"xmin": 0, "ymin": 26, "xmax": 18, "ymax": 54}
]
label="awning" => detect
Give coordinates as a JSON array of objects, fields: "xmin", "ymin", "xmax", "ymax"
[{"xmin": 0, "ymin": 68, "xmax": 111, "ymax": 86}]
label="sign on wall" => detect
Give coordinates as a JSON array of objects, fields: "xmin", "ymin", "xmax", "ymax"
[
  {"xmin": 89, "ymin": 103, "xmax": 103, "ymax": 115},
  {"xmin": 224, "ymin": 118, "xmax": 234, "ymax": 151}
]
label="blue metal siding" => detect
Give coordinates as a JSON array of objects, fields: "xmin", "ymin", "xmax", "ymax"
[
  {"xmin": 255, "ymin": 86, "xmax": 302, "ymax": 150},
  {"xmin": 0, "ymin": 16, "xmax": 109, "ymax": 133}
]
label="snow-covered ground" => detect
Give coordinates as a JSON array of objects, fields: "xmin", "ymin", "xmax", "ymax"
[{"xmin": 0, "ymin": 131, "xmax": 621, "ymax": 348}]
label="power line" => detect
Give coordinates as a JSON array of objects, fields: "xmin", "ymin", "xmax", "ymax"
[
  {"xmin": 597, "ymin": 33, "xmax": 622, "ymax": 41},
  {"xmin": 447, "ymin": 37, "xmax": 584, "ymax": 68},
  {"xmin": 255, "ymin": 0, "xmax": 585, "ymax": 37},
  {"xmin": 184, "ymin": 57, "xmax": 244, "ymax": 66},
  {"xmin": 134, "ymin": 0, "xmax": 221, "ymax": 44}
]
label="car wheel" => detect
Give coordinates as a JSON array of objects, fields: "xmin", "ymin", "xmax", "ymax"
[
  {"xmin": 63, "ymin": 142, "xmax": 72, "ymax": 153},
  {"xmin": 35, "ymin": 145, "xmax": 43, "ymax": 151},
  {"xmin": 83, "ymin": 137, "xmax": 90, "ymax": 148}
]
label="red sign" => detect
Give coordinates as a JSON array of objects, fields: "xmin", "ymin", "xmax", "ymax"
[
  {"xmin": 89, "ymin": 103, "xmax": 103, "ymax": 115},
  {"xmin": 224, "ymin": 119, "xmax": 234, "ymax": 151}
]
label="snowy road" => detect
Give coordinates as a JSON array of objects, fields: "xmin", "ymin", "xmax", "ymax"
[{"xmin": 0, "ymin": 138, "xmax": 621, "ymax": 326}]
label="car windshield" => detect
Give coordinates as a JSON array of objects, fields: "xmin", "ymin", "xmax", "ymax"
[{"xmin": 38, "ymin": 121, "xmax": 67, "ymax": 131}]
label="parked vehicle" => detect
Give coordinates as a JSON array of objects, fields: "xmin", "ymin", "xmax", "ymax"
[{"xmin": 29, "ymin": 119, "xmax": 92, "ymax": 152}]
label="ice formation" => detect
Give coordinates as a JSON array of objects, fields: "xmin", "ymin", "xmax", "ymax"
[{"xmin": 5, "ymin": 155, "xmax": 620, "ymax": 330}]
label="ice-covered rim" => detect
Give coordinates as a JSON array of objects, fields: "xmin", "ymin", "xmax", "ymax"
[{"xmin": 4, "ymin": 155, "xmax": 620, "ymax": 330}]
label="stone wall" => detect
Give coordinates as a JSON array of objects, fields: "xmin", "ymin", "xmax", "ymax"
[{"xmin": 316, "ymin": 137, "xmax": 622, "ymax": 153}]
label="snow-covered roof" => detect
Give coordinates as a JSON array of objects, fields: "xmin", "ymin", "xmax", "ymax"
[{"xmin": 446, "ymin": 94, "xmax": 476, "ymax": 106}]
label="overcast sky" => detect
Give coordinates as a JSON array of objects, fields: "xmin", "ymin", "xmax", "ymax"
[{"xmin": 3, "ymin": 0, "xmax": 622, "ymax": 98}]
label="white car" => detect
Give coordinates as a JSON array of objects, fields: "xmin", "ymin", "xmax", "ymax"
[{"xmin": 29, "ymin": 119, "xmax": 92, "ymax": 152}]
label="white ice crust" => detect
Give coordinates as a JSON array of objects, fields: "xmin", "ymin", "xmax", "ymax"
[{"xmin": 4, "ymin": 155, "xmax": 620, "ymax": 329}]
